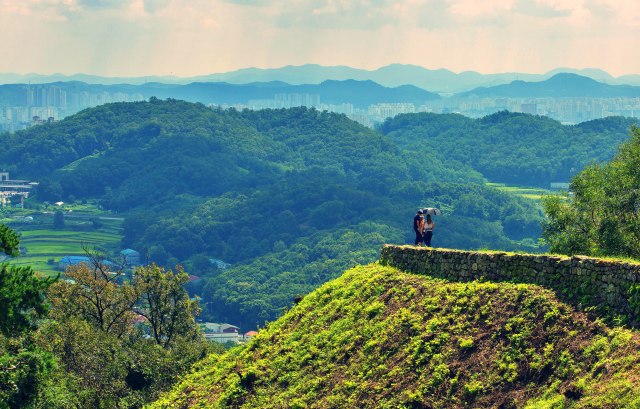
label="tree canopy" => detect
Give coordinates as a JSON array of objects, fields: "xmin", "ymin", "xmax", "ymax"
[
  {"xmin": 379, "ymin": 111, "xmax": 638, "ymax": 187},
  {"xmin": 542, "ymin": 126, "xmax": 640, "ymax": 258},
  {"xmin": 0, "ymin": 224, "xmax": 20, "ymax": 257}
]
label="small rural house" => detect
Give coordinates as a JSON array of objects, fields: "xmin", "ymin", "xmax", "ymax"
[
  {"xmin": 200, "ymin": 322, "xmax": 242, "ymax": 343},
  {"xmin": 244, "ymin": 331, "xmax": 259, "ymax": 340},
  {"xmin": 58, "ymin": 256, "xmax": 117, "ymax": 272},
  {"xmin": 58, "ymin": 256, "xmax": 91, "ymax": 271},
  {"xmin": 209, "ymin": 258, "xmax": 231, "ymax": 270},
  {"xmin": 120, "ymin": 249, "xmax": 142, "ymax": 266}
]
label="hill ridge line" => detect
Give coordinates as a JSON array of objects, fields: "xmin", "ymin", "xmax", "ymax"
[{"xmin": 379, "ymin": 245, "xmax": 640, "ymax": 327}]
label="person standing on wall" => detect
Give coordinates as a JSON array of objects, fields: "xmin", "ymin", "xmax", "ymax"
[
  {"xmin": 423, "ymin": 214, "xmax": 435, "ymax": 247},
  {"xmin": 413, "ymin": 209, "xmax": 424, "ymax": 246}
]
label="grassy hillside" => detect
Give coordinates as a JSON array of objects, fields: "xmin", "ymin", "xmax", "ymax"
[{"xmin": 152, "ymin": 264, "xmax": 640, "ymax": 408}]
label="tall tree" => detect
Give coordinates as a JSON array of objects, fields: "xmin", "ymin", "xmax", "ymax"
[
  {"xmin": 0, "ymin": 224, "xmax": 54, "ymax": 336},
  {"xmin": 542, "ymin": 126, "xmax": 640, "ymax": 257},
  {"xmin": 47, "ymin": 259, "xmax": 139, "ymax": 338},
  {"xmin": 133, "ymin": 264, "xmax": 201, "ymax": 348},
  {"xmin": 0, "ymin": 265, "xmax": 54, "ymax": 337},
  {"xmin": 0, "ymin": 224, "xmax": 20, "ymax": 257},
  {"xmin": 41, "ymin": 256, "xmax": 211, "ymax": 407},
  {"xmin": 53, "ymin": 210, "xmax": 65, "ymax": 230},
  {"xmin": 0, "ymin": 225, "xmax": 62, "ymax": 408}
]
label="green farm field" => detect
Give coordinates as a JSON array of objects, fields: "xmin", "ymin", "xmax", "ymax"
[
  {"xmin": 10, "ymin": 227, "xmax": 123, "ymax": 276},
  {"xmin": 485, "ymin": 182, "xmax": 553, "ymax": 201},
  {"xmin": 4, "ymin": 207, "xmax": 125, "ymax": 276}
]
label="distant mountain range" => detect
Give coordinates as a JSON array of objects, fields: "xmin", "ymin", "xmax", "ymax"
[
  {"xmin": 2, "ymin": 73, "xmax": 640, "ymax": 112},
  {"xmin": 3, "ymin": 64, "xmax": 640, "ymax": 93},
  {"xmin": 460, "ymin": 73, "xmax": 640, "ymax": 98},
  {"xmin": 155, "ymin": 79, "xmax": 441, "ymax": 107}
]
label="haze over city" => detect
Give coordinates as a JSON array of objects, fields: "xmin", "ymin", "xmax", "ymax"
[{"xmin": 2, "ymin": 0, "xmax": 640, "ymax": 78}]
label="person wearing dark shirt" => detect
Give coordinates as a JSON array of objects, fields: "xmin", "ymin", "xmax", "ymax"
[{"xmin": 413, "ymin": 209, "xmax": 424, "ymax": 246}]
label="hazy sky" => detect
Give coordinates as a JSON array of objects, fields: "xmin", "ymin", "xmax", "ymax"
[{"xmin": 2, "ymin": 0, "xmax": 639, "ymax": 77}]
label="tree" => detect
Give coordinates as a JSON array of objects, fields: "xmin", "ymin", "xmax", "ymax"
[
  {"xmin": 542, "ymin": 126, "xmax": 640, "ymax": 257},
  {"xmin": 47, "ymin": 259, "xmax": 138, "ymax": 338},
  {"xmin": 0, "ymin": 224, "xmax": 20, "ymax": 257},
  {"xmin": 41, "ymin": 257, "xmax": 211, "ymax": 407},
  {"xmin": 147, "ymin": 244, "xmax": 168, "ymax": 266},
  {"xmin": 42, "ymin": 253, "xmax": 211, "ymax": 406},
  {"xmin": 35, "ymin": 179, "xmax": 63, "ymax": 202},
  {"xmin": 0, "ymin": 333, "xmax": 72, "ymax": 409},
  {"xmin": 0, "ymin": 224, "xmax": 54, "ymax": 337},
  {"xmin": 53, "ymin": 210, "xmax": 64, "ymax": 230},
  {"xmin": 34, "ymin": 317, "xmax": 131, "ymax": 408},
  {"xmin": 0, "ymin": 225, "xmax": 62, "ymax": 408},
  {"xmin": 133, "ymin": 264, "xmax": 201, "ymax": 348},
  {"xmin": 0, "ymin": 265, "xmax": 55, "ymax": 337}
]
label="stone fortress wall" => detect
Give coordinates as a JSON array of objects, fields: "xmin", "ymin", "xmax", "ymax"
[{"xmin": 379, "ymin": 245, "xmax": 640, "ymax": 327}]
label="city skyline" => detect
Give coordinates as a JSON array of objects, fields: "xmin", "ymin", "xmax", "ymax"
[{"xmin": 1, "ymin": 0, "xmax": 639, "ymax": 78}]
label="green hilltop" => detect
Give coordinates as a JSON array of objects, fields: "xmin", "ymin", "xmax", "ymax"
[{"xmin": 151, "ymin": 264, "xmax": 640, "ymax": 408}]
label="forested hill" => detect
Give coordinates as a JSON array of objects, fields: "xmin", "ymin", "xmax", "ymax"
[
  {"xmin": 152, "ymin": 264, "xmax": 640, "ymax": 408},
  {"xmin": 379, "ymin": 111, "xmax": 638, "ymax": 186},
  {"xmin": 0, "ymin": 99, "xmax": 549, "ymax": 329}
]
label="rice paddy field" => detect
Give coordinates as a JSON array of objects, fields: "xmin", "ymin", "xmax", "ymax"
[
  {"xmin": 485, "ymin": 182, "xmax": 554, "ymax": 201},
  {"xmin": 1, "ymin": 204, "xmax": 124, "ymax": 277}
]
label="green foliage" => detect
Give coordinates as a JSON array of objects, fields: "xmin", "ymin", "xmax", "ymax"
[
  {"xmin": 542, "ymin": 126, "xmax": 640, "ymax": 258},
  {"xmin": 32, "ymin": 317, "xmax": 216, "ymax": 408},
  {"xmin": 0, "ymin": 101, "xmax": 548, "ymax": 329},
  {"xmin": 0, "ymin": 264, "xmax": 54, "ymax": 337},
  {"xmin": 201, "ymin": 223, "xmax": 398, "ymax": 329},
  {"xmin": 133, "ymin": 264, "xmax": 201, "ymax": 348},
  {"xmin": 0, "ymin": 227, "xmax": 70, "ymax": 409},
  {"xmin": 379, "ymin": 111, "xmax": 638, "ymax": 187},
  {"xmin": 0, "ymin": 225, "xmax": 54, "ymax": 337},
  {"xmin": 151, "ymin": 264, "xmax": 640, "ymax": 408},
  {"xmin": 0, "ymin": 334, "xmax": 60, "ymax": 409},
  {"xmin": 0, "ymin": 224, "xmax": 20, "ymax": 257},
  {"xmin": 47, "ymin": 260, "xmax": 139, "ymax": 337},
  {"xmin": 52, "ymin": 211, "xmax": 64, "ymax": 230},
  {"xmin": 38, "ymin": 258, "xmax": 217, "ymax": 407}
]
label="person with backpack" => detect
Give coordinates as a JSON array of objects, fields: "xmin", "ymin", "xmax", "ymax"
[{"xmin": 413, "ymin": 209, "xmax": 424, "ymax": 245}]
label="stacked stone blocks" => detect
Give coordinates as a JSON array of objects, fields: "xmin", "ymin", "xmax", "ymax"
[{"xmin": 379, "ymin": 245, "xmax": 640, "ymax": 327}]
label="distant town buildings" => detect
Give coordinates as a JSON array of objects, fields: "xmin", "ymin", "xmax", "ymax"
[
  {"xmin": 216, "ymin": 93, "xmax": 640, "ymax": 128},
  {"xmin": 0, "ymin": 172, "xmax": 38, "ymax": 207},
  {"xmin": 0, "ymin": 84, "xmax": 144, "ymax": 132},
  {"xmin": 3, "ymin": 84, "xmax": 640, "ymax": 132},
  {"xmin": 247, "ymin": 93, "xmax": 321, "ymax": 110},
  {"xmin": 419, "ymin": 96, "xmax": 640, "ymax": 125}
]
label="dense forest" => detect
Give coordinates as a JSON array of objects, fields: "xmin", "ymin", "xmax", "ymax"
[
  {"xmin": 379, "ymin": 111, "xmax": 638, "ymax": 186},
  {"xmin": 2, "ymin": 99, "xmax": 635, "ymax": 328}
]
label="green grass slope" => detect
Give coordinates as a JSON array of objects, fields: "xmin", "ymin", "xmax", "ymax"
[{"xmin": 151, "ymin": 264, "xmax": 640, "ymax": 408}]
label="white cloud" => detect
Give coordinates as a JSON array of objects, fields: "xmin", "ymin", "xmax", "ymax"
[{"xmin": 1, "ymin": 0, "xmax": 639, "ymax": 76}]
